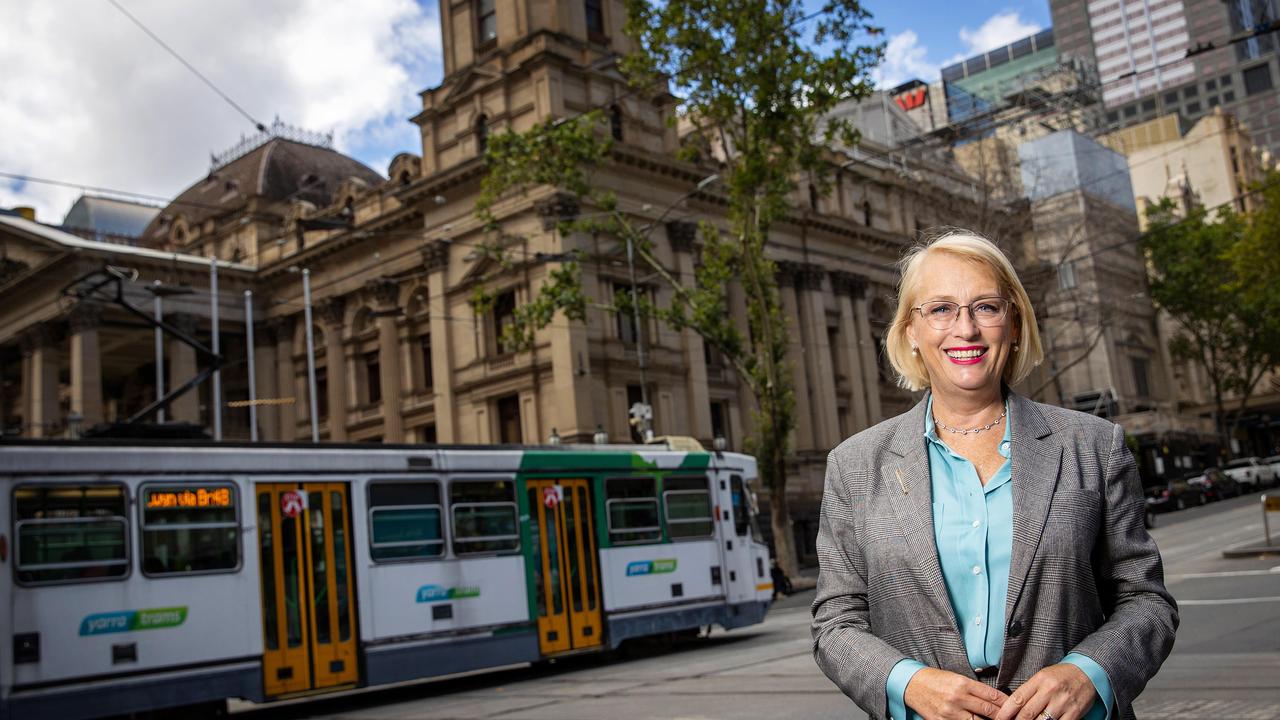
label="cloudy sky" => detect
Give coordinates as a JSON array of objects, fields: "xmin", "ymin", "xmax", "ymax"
[{"xmin": 0, "ymin": 1, "xmax": 1047, "ymax": 222}]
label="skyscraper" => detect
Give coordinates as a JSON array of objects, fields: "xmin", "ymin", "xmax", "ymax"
[{"xmin": 1051, "ymin": 0, "xmax": 1280, "ymax": 159}]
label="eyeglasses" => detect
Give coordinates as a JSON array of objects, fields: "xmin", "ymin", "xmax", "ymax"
[{"xmin": 912, "ymin": 297, "xmax": 1012, "ymax": 330}]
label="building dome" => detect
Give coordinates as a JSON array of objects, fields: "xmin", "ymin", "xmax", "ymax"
[{"xmin": 140, "ymin": 136, "xmax": 383, "ymax": 247}]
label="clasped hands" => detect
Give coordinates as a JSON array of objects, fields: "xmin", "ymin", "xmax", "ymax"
[{"xmin": 903, "ymin": 663, "xmax": 1095, "ymax": 720}]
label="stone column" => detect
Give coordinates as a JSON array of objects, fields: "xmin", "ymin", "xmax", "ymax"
[
  {"xmin": 318, "ymin": 297, "xmax": 348, "ymax": 441},
  {"xmin": 68, "ymin": 303, "xmax": 105, "ymax": 428},
  {"xmin": 776, "ymin": 262, "xmax": 814, "ymax": 451},
  {"xmin": 422, "ymin": 240, "xmax": 456, "ymax": 442},
  {"xmin": 797, "ymin": 265, "xmax": 839, "ymax": 449},
  {"xmin": 21, "ymin": 325, "xmax": 58, "ymax": 438},
  {"xmin": 854, "ymin": 288, "xmax": 883, "ymax": 424},
  {"xmin": 668, "ymin": 221, "xmax": 714, "ymax": 441},
  {"xmin": 253, "ymin": 322, "xmax": 280, "ymax": 441},
  {"xmin": 831, "ymin": 272, "xmax": 869, "ymax": 433},
  {"xmin": 271, "ymin": 317, "xmax": 296, "ymax": 440},
  {"xmin": 367, "ymin": 278, "xmax": 405, "ymax": 442},
  {"xmin": 167, "ymin": 313, "xmax": 200, "ymax": 424}
]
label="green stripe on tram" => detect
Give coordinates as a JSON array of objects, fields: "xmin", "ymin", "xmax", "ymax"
[{"xmin": 517, "ymin": 450, "xmax": 711, "ymax": 472}]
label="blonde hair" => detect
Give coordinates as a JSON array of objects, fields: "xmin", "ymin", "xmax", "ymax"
[{"xmin": 884, "ymin": 229, "xmax": 1043, "ymax": 391}]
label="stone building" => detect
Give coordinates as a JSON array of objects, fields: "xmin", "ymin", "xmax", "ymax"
[{"xmin": 0, "ymin": 0, "xmax": 1005, "ymax": 559}]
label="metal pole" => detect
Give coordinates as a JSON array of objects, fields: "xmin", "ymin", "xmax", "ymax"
[
  {"xmin": 210, "ymin": 257, "xmax": 222, "ymax": 440},
  {"xmin": 153, "ymin": 283, "xmax": 165, "ymax": 423},
  {"xmin": 1265, "ymin": 495, "xmax": 1273, "ymax": 546},
  {"xmin": 245, "ymin": 291, "xmax": 257, "ymax": 442},
  {"xmin": 626, "ymin": 232, "xmax": 652, "ymax": 442},
  {"xmin": 302, "ymin": 269, "xmax": 320, "ymax": 443}
]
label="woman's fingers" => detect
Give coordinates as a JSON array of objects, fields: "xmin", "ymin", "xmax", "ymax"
[{"xmin": 906, "ymin": 669, "xmax": 1010, "ymax": 720}]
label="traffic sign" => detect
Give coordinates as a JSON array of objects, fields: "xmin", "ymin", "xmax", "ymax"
[
  {"xmin": 543, "ymin": 485, "xmax": 563, "ymax": 509},
  {"xmin": 1265, "ymin": 495, "xmax": 1280, "ymax": 512},
  {"xmin": 281, "ymin": 490, "xmax": 306, "ymax": 518}
]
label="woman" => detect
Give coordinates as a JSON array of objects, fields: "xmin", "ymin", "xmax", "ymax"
[{"xmin": 811, "ymin": 231, "xmax": 1176, "ymax": 720}]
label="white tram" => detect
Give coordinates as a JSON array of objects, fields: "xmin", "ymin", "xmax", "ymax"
[{"xmin": 0, "ymin": 441, "xmax": 773, "ymax": 719}]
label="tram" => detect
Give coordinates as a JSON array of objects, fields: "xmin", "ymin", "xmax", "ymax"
[{"xmin": 0, "ymin": 440, "xmax": 773, "ymax": 719}]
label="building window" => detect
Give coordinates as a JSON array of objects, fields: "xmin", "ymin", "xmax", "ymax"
[
  {"xmin": 315, "ymin": 366, "xmax": 329, "ymax": 420},
  {"xmin": 862, "ymin": 200, "xmax": 872, "ymax": 226},
  {"xmin": 613, "ymin": 282, "xmax": 649, "ymax": 347},
  {"xmin": 1224, "ymin": 90, "xmax": 1236, "ymax": 103},
  {"xmin": 1186, "ymin": 101, "xmax": 1202, "ymax": 115},
  {"xmin": 365, "ymin": 351, "xmax": 381, "ymax": 404},
  {"xmin": 140, "ymin": 484, "xmax": 239, "ymax": 576},
  {"xmin": 450, "ymin": 481, "xmax": 519, "ymax": 555},
  {"xmin": 496, "ymin": 393, "xmax": 521, "ymax": 443},
  {"xmin": 476, "ymin": 0, "xmax": 497, "ymax": 46},
  {"xmin": 1208, "ymin": 95, "xmax": 1220, "ymax": 108},
  {"xmin": 609, "ymin": 104, "xmax": 623, "ymax": 141},
  {"xmin": 421, "ymin": 423, "xmax": 437, "ymax": 443},
  {"xmin": 418, "ymin": 334, "xmax": 434, "ymax": 390},
  {"xmin": 475, "ymin": 113, "xmax": 489, "ymax": 154},
  {"xmin": 1163, "ymin": 91, "xmax": 1178, "ymax": 105},
  {"xmin": 368, "ymin": 482, "xmax": 444, "ymax": 561},
  {"xmin": 1131, "ymin": 356, "xmax": 1151, "ymax": 399},
  {"xmin": 1222, "ymin": 74, "xmax": 1233, "ymax": 86},
  {"xmin": 710, "ymin": 400, "xmax": 730, "ymax": 443},
  {"xmin": 605, "ymin": 477, "xmax": 661, "ymax": 544},
  {"xmin": 1141, "ymin": 98, "xmax": 1156, "ymax": 113},
  {"xmin": 1123, "ymin": 105, "xmax": 1137, "ymax": 118},
  {"xmin": 1207, "ymin": 78, "xmax": 1218, "ymax": 91},
  {"xmin": 1244, "ymin": 64, "xmax": 1273, "ymax": 95},
  {"xmin": 585, "ymin": 0, "xmax": 604, "ymax": 37},
  {"xmin": 663, "ymin": 477, "xmax": 714, "ymax": 539},
  {"xmin": 15, "ymin": 484, "xmax": 129, "ymax": 584},
  {"xmin": 1183, "ymin": 85, "xmax": 1199, "ymax": 99},
  {"xmin": 1058, "ymin": 261, "xmax": 1078, "ymax": 290},
  {"xmin": 492, "ymin": 289, "xmax": 516, "ymax": 355}
]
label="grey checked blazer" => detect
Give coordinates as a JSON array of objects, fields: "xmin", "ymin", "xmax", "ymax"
[{"xmin": 811, "ymin": 392, "xmax": 1177, "ymax": 720}]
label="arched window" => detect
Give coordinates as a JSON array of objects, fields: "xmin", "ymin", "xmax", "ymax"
[
  {"xmin": 476, "ymin": 114, "xmax": 489, "ymax": 155},
  {"xmin": 609, "ymin": 104, "xmax": 624, "ymax": 141}
]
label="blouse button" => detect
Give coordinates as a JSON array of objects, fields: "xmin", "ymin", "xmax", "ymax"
[{"xmin": 972, "ymin": 565, "xmax": 982, "ymax": 575}]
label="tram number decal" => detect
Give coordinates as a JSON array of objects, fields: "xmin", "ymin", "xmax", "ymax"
[
  {"xmin": 626, "ymin": 559, "xmax": 677, "ymax": 576},
  {"xmin": 416, "ymin": 584, "xmax": 481, "ymax": 603},
  {"xmin": 80, "ymin": 607, "xmax": 188, "ymax": 636}
]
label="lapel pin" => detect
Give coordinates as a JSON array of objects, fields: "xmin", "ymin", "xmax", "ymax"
[{"xmin": 895, "ymin": 468, "xmax": 909, "ymax": 495}]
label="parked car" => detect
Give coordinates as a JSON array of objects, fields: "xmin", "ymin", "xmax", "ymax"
[
  {"xmin": 1145, "ymin": 476, "xmax": 1208, "ymax": 513},
  {"xmin": 1222, "ymin": 457, "xmax": 1278, "ymax": 489},
  {"xmin": 1264, "ymin": 455, "xmax": 1280, "ymax": 481},
  {"xmin": 1186, "ymin": 467, "xmax": 1242, "ymax": 501}
]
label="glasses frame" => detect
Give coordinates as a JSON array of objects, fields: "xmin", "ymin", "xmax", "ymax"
[{"xmin": 911, "ymin": 296, "xmax": 1013, "ymax": 330}]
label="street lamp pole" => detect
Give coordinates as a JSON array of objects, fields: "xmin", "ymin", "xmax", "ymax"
[
  {"xmin": 153, "ymin": 282, "xmax": 165, "ymax": 423},
  {"xmin": 245, "ymin": 290, "xmax": 257, "ymax": 442},
  {"xmin": 624, "ymin": 173, "xmax": 718, "ymax": 443},
  {"xmin": 302, "ymin": 269, "xmax": 320, "ymax": 443},
  {"xmin": 210, "ymin": 257, "xmax": 222, "ymax": 440}
]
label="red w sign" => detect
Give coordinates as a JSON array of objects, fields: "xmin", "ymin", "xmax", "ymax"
[{"xmin": 895, "ymin": 87, "xmax": 927, "ymax": 112}]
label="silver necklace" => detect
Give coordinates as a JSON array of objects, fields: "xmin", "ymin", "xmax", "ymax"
[{"xmin": 933, "ymin": 405, "xmax": 1007, "ymax": 436}]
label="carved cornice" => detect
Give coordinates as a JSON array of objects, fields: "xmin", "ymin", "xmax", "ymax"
[
  {"xmin": 366, "ymin": 277, "xmax": 401, "ymax": 311},
  {"xmin": 317, "ymin": 297, "xmax": 346, "ymax": 328},
  {"xmin": 666, "ymin": 221, "xmax": 698, "ymax": 253},
  {"xmin": 67, "ymin": 302, "xmax": 104, "ymax": 333},
  {"xmin": 421, "ymin": 239, "xmax": 450, "ymax": 272},
  {"xmin": 829, "ymin": 271, "xmax": 868, "ymax": 298},
  {"xmin": 536, "ymin": 192, "xmax": 580, "ymax": 231},
  {"xmin": 19, "ymin": 324, "xmax": 53, "ymax": 355}
]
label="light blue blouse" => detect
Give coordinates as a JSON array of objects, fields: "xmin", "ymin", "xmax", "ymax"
[{"xmin": 884, "ymin": 396, "xmax": 1114, "ymax": 720}]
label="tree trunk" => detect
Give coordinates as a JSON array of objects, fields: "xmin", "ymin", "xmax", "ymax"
[{"xmin": 766, "ymin": 449, "xmax": 799, "ymax": 578}]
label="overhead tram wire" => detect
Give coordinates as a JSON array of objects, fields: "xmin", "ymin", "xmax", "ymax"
[{"xmin": 104, "ymin": 0, "xmax": 267, "ymax": 133}]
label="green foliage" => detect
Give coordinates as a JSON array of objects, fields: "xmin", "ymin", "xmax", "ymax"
[{"xmin": 1143, "ymin": 191, "xmax": 1280, "ymax": 449}]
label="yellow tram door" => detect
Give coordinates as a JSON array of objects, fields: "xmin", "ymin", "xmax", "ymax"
[
  {"xmin": 256, "ymin": 483, "xmax": 359, "ymax": 698},
  {"xmin": 527, "ymin": 479, "xmax": 603, "ymax": 655}
]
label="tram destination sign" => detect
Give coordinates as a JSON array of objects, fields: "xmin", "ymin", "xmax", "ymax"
[{"xmin": 145, "ymin": 487, "xmax": 232, "ymax": 509}]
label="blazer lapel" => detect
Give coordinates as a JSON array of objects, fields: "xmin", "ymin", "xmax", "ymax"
[
  {"xmin": 885, "ymin": 395, "xmax": 961, "ymax": 635},
  {"xmin": 1003, "ymin": 393, "xmax": 1062, "ymax": 634}
]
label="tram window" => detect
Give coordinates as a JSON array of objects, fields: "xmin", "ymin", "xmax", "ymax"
[
  {"xmin": 14, "ymin": 484, "xmax": 129, "ymax": 584},
  {"xmin": 450, "ymin": 480, "xmax": 519, "ymax": 555},
  {"xmin": 140, "ymin": 484, "xmax": 240, "ymax": 576},
  {"xmin": 605, "ymin": 477, "xmax": 661, "ymax": 544},
  {"xmin": 368, "ymin": 481, "xmax": 444, "ymax": 561},
  {"xmin": 730, "ymin": 475, "xmax": 750, "ymax": 537},
  {"xmin": 663, "ymin": 476, "xmax": 714, "ymax": 539}
]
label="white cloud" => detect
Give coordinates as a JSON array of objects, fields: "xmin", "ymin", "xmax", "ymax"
[
  {"xmin": 871, "ymin": 10, "xmax": 1043, "ymax": 89},
  {"xmin": 958, "ymin": 11, "xmax": 1043, "ymax": 56},
  {"xmin": 0, "ymin": 0, "xmax": 442, "ymax": 223},
  {"xmin": 873, "ymin": 30, "xmax": 940, "ymax": 89}
]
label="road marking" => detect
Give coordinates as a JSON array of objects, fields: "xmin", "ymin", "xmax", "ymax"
[
  {"xmin": 1177, "ymin": 595, "xmax": 1280, "ymax": 606},
  {"xmin": 1170, "ymin": 568, "xmax": 1280, "ymax": 580}
]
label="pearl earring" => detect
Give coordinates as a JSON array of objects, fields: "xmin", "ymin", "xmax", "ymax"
[
  {"xmin": 1013, "ymin": 342, "xmax": 1020, "ymax": 353},
  {"xmin": 911, "ymin": 347, "xmax": 918, "ymax": 357}
]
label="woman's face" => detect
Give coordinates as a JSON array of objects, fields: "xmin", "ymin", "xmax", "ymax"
[{"xmin": 905, "ymin": 252, "xmax": 1018, "ymax": 400}]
